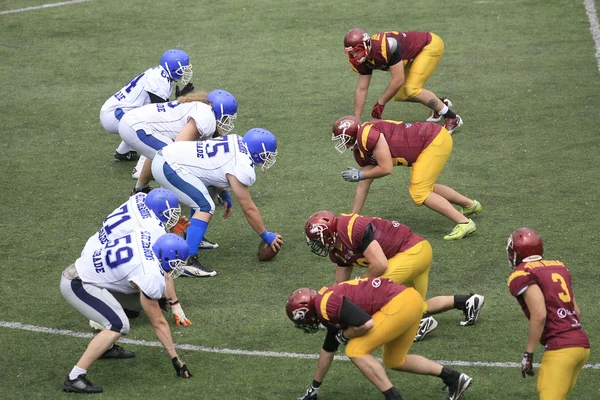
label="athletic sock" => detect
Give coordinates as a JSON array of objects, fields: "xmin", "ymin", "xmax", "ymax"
[
  {"xmin": 69, "ymin": 366, "xmax": 87, "ymax": 380},
  {"xmin": 383, "ymin": 386, "xmax": 404, "ymax": 400},
  {"xmin": 439, "ymin": 366, "xmax": 461, "ymax": 386},
  {"xmin": 454, "ymin": 294, "xmax": 470, "ymax": 310},
  {"xmin": 186, "ymin": 219, "xmax": 209, "ymax": 256}
]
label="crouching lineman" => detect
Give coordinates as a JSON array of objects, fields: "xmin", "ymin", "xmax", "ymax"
[
  {"xmin": 305, "ymin": 210, "xmax": 484, "ymax": 341},
  {"xmin": 286, "ymin": 278, "xmax": 473, "ymax": 400},
  {"xmin": 60, "ymin": 231, "xmax": 192, "ymax": 394},
  {"xmin": 85, "ymin": 188, "xmax": 192, "ymax": 324},
  {"xmin": 506, "ymin": 228, "xmax": 590, "ymax": 399}
]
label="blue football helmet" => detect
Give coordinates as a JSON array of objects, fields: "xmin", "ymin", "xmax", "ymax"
[
  {"xmin": 145, "ymin": 188, "xmax": 181, "ymax": 230},
  {"xmin": 242, "ymin": 128, "xmax": 278, "ymax": 170},
  {"xmin": 207, "ymin": 90, "xmax": 238, "ymax": 135},
  {"xmin": 152, "ymin": 233, "xmax": 189, "ymax": 278},
  {"xmin": 159, "ymin": 49, "xmax": 193, "ymax": 84}
]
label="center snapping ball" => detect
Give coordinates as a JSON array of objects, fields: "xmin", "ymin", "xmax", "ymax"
[{"xmin": 258, "ymin": 240, "xmax": 280, "ymax": 261}]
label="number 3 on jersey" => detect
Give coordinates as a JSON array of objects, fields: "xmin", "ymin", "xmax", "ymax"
[{"xmin": 551, "ymin": 273, "xmax": 572, "ymax": 303}]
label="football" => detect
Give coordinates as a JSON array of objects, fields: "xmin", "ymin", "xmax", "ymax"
[{"xmin": 258, "ymin": 240, "xmax": 280, "ymax": 261}]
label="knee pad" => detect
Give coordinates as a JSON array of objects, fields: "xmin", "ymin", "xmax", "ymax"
[
  {"xmin": 382, "ymin": 352, "xmax": 407, "ymax": 369},
  {"xmin": 408, "ymin": 186, "xmax": 430, "ymax": 206},
  {"xmin": 403, "ymin": 86, "xmax": 423, "ymax": 100}
]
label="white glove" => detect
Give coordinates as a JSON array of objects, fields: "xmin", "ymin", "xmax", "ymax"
[{"xmin": 171, "ymin": 301, "xmax": 192, "ymax": 326}]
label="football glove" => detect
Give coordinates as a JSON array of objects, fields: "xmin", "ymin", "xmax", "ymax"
[
  {"xmin": 335, "ymin": 330, "xmax": 349, "ymax": 345},
  {"xmin": 175, "ymin": 82, "xmax": 194, "ymax": 98},
  {"xmin": 170, "ymin": 301, "xmax": 192, "ymax": 326},
  {"xmin": 371, "ymin": 101, "xmax": 385, "ymax": 119},
  {"xmin": 341, "ymin": 167, "xmax": 365, "ymax": 182},
  {"xmin": 298, "ymin": 384, "xmax": 320, "ymax": 400},
  {"xmin": 170, "ymin": 216, "xmax": 191, "ymax": 236},
  {"xmin": 172, "ymin": 357, "xmax": 192, "ymax": 378},
  {"xmin": 521, "ymin": 352, "xmax": 534, "ymax": 378}
]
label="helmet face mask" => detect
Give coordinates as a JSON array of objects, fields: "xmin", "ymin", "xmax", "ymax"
[
  {"xmin": 506, "ymin": 228, "xmax": 544, "ymax": 269},
  {"xmin": 285, "ymin": 288, "xmax": 319, "ymax": 333},
  {"xmin": 152, "ymin": 233, "xmax": 189, "ymax": 278},
  {"xmin": 243, "ymin": 128, "xmax": 278, "ymax": 171},
  {"xmin": 145, "ymin": 189, "xmax": 181, "ymax": 230},
  {"xmin": 332, "ymin": 116, "xmax": 361, "ymax": 153},
  {"xmin": 207, "ymin": 90, "xmax": 238, "ymax": 135},
  {"xmin": 344, "ymin": 29, "xmax": 372, "ymax": 66},
  {"xmin": 160, "ymin": 49, "xmax": 193, "ymax": 85},
  {"xmin": 305, "ymin": 211, "xmax": 337, "ymax": 257}
]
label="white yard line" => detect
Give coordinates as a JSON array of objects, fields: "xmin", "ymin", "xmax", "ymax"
[
  {"xmin": 0, "ymin": 0, "xmax": 92, "ymax": 16},
  {"xmin": 584, "ymin": 0, "xmax": 600, "ymax": 73},
  {"xmin": 1, "ymin": 320, "xmax": 598, "ymax": 369}
]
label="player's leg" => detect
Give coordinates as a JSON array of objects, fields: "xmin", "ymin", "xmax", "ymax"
[
  {"xmin": 538, "ymin": 347, "xmax": 590, "ymax": 400},
  {"xmin": 568, "ymin": 348, "xmax": 590, "ymax": 395},
  {"xmin": 100, "ymin": 107, "xmax": 138, "ymax": 161}
]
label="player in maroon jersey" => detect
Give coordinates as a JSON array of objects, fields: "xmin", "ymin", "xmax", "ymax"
[
  {"xmin": 506, "ymin": 228, "xmax": 590, "ymax": 399},
  {"xmin": 286, "ymin": 278, "xmax": 473, "ymax": 400},
  {"xmin": 332, "ymin": 116, "xmax": 481, "ymax": 240},
  {"xmin": 305, "ymin": 210, "xmax": 485, "ymax": 342},
  {"xmin": 343, "ymin": 28, "xmax": 462, "ymax": 133}
]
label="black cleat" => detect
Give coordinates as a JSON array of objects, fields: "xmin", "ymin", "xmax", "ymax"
[
  {"xmin": 444, "ymin": 373, "xmax": 473, "ymax": 400},
  {"xmin": 100, "ymin": 344, "xmax": 135, "ymax": 359},
  {"xmin": 63, "ymin": 374, "xmax": 103, "ymax": 394},
  {"xmin": 114, "ymin": 150, "xmax": 140, "ymax": 162}
]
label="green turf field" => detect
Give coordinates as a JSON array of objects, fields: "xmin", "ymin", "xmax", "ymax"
[{"xmin": 1, "ymin": 0, "xmax": 599, "ymax": 399}]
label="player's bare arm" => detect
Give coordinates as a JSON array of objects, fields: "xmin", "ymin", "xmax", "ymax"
[
  {"xmin": 343, "ymin": 318, "xmax": 375, "ymax": 339},
  {"xmin": 334, "ymin": 265, "xmax": 353, "ymax": 285},
  {"xmin": 362, "ymin": 241, "xmax": 388, "ymax": 278},
  {"xmin": 522, "ymin": 284, "xmax": 547, "ymax": 353},
  {"xmin": 573, "ymin": 297, "xmax": 581, "ymax": 319},
  {"xmin": 378, "ymin": 62, "xmax": 405, "ymax": 106},
  {"xmin": 354, "ymin": 74, "xmax": 372, "ymax": 118},
  {"xmin": 352, "ymin": 166, "xmax": 375, "ymax": 214},
  {"xmin": 137, "ymin": 287, "xmax": 179, "ymax": 360},
  {"xmin": 363, "ymin": 134, "xmax": 393, "ymax": 179},
  {"xmin": 174, "ymin": 118, "xmax": 199, "ymax": 141}
]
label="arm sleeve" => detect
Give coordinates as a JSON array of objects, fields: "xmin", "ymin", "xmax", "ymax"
[
  {"xmin": 148, "ymin": 92, "xmax": 167, "ymax": 104},
  {"xmin": 339, "ymin": 298, "xmax": 372, "ymax": 327},
  {"xmin": 359, "ymin": 223, "xmax": 375, "ymax": 253},
  {"xmin": 322, "ymin": 325, "xmax": 341, "ymax": 353},
  {"xmin": 388, "ymin": 50, "xmax": 402, "ymax": 66}
]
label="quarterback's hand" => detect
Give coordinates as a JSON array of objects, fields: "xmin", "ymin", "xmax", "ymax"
[
  {"xmin": 335, "ymin": 330, "xmax": 349, "ymax": 345},
  {"xmin": 172, "ymin": 357, "xmax": 192, "ymax": 378},
  {"xmin": 298, "ymin": 384, "xmax": 320, "ymax": 400},
  {"xmin": 521, "ymin": 352, "xmax": 534, "ymax": 378},
  {"xmin": 171, "ymin": 301, "xmax": 192, "ymax": 326},
  {"xmin": 220, "ymin": 190, "xmax": 233, "ymax": 219},
  {"xmin": 371, "ymin": 101, "xmax": 385, "ymax": 119},
  {"xmin": 341, "ymin": 167, "xmax": 365, "ymax": 182},
  {"xmin": 170, "ymin": 216, "xmax": 191, "ymax": 236},
  {"xmin": 175, "ymin": 82, "xmax": 194, "ymax": 98}
]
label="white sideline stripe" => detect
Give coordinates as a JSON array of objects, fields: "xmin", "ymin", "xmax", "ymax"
[
  {"xmin": 584, "ymin": 0, "xmax": 600, "ymax": 73},
  {"xmin": 0, "ymin": 0, "xmax": 92, "ymax": 15},
  {"xmin": 1, "ymin": 320, "xmax": 599, "ymax": 369}
]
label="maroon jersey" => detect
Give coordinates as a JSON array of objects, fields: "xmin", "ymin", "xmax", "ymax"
[
  {"xmin": 350, "ymin": 31, "xmax": 432, "ymax": 75},
  {"xmin": 329, "ymin": 213, "xmax": 424, "ymax": 267},
  {"xmin": 508, "ymin": 259, "xmax": 590, "ymax": 350},
  {"xmin": 315, "ymin": 277, "xmax": 407, "ymax": 326},
  {"xmin": 354, "ymin": 120, "xmax": 442, "ymax": 167}
]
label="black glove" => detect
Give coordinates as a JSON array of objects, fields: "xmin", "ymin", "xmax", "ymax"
[
  {"xmin": 335, "ymin": 330, "xmax": 349, "ymax": 345},
  {"xmin": 175, "ymin": 82, "xmax": 194, "ymax": 98},
  {"xmin": 371, "ymin": 101, "xmax": 385, "ymax": 119},
  {"xmin": 172, "ymin": 357, "xmax": 192, "ymax": 378},
  {"xmin": 298, "ymin": 384, "xmax": 320, "ymax": 400},
  {"xmin": 521, "ymin": 352, "xmax": 534, "ymax": 378}
]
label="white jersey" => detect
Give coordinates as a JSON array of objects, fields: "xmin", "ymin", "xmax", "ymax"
[
  {"xmin": 101, "ymin": 66, "xmax": 173, "ymax": 114},
  {"xmin": 75, "ymin": 229, "xmax": 166, "ymax": 299},
  {"xmin": 82, "ymin": 193, "xmax": 167, "ymax": 257},
  {"xmin": 120, "ymin": 100, "xmax": 216, "ymax": 141},
  {"xmin": 161, "ymin": 134, "xmax": 256, "ymax": 188}
]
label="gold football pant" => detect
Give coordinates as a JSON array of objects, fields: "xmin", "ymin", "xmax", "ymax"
[
  {"xmin": 380, "ymin": 240, "xmax": 432, "ymax": 303},
  {"xmin": 408, "ymin": 128, "xmax": 453, "ymax": 205},
  {"xmin": 537, "ymin": 347, "xmax": 590, "ymax": 400},
  {"xmin": 345, "ymin": 287, "xmax": 423, "ymax": 368},
  {"xmin": 393, "ymin": 33, "xmax": 445, "ymax": 101}
]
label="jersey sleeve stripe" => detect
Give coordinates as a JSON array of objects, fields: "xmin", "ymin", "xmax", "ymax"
[
  {"xmin": 381, "ymin": 33, "xmax": 388, "ymax": 62},
  {"xmin": 347, "ymin": 214, "xmax": 360, "ymax": 245},
  {"xmin": 360, "ymin": 124, "xmax": 373, "ymax": 152},
  {"xmin": 507, "ymin": 270, "xmax": 530, "ymax": 287},
  {"xmin": 320, "ymin": 291, "xmax": 333, "ymax": 321}
]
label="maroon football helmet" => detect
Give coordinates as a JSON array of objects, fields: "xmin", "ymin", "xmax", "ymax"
[
  {"xmin": 305, "ymin": 210, "xmax": 338, "ymax": 257},
  {"xmin": 344, "ymin": 28, "xmax": 371, "ymax": 66},
  {"xmin": 285, "ymin": 288, "xmax": 319, "ymax": 333},
  {"xmin": 332, "ymin": 115, "xmax": 361, "ymax": 153},
  {"xmin": 506, "ymin": 228, "xmax": 544, "ymax": 268}
]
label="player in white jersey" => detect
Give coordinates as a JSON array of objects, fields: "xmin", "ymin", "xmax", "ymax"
[
  {"xmin": 100, "ymin": 49, "xmax": 194, "ymax": 162},
  {"xmin": 61, "ymin": 231, "xmax": 192, "ymax": 394},
  {"xmin": 83, "ymin": 189, "xmax": 192, "ymax": 325},
  {"xmin": 123, "ymin": 90, "xmax": 239, "ymax": 195},
  {"xmin": 151, "ymin": 129, "xmax": 283, "ymax": 275}
]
